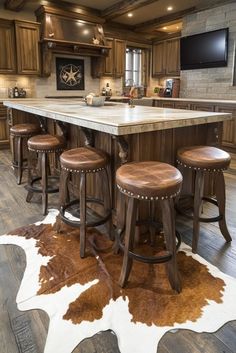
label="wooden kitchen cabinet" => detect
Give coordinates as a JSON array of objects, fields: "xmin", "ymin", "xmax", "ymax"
[
  {"xmin": 152, "ymin": 98, "xmax": 236, "ymax": 151},
  {"xmin": 152, "ymin": 38, "xmax": 180, "ymax": 77},
  {"xmin": 0, "ymin": 19, "xmax": 16, "ymax": 74},
  {"xmin": 0, "ymin": 103, "xmax": 9, "ymax": 149},
  {"xmin": 215, "ymin": 105, "xmax": 236, "ymax": 149},
  {"xmin": 166, "ymin": 38, "xmax": 180, "ymax": 76},
  {"xmin": 103, "ymin": 38, "xmax": 125, "ymax": 77},
  {"xmin": 0, "ymin": 18, "xmax": 40, "ymax": 75},
  {"xmin": 15, "ymin": 21, "xmax": 40, "ymax": 75},
  {"xmin": 152, "ymin": 41, "xmax": 166, "ymax": 76},
  {"xmin": 191, "ymin": 103, "xmax": 215, "ymax": 112}
]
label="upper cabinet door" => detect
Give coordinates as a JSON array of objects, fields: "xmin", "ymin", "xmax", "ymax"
[
  {"xmin": 103, "ymin": 38, "xmax": 114, "ymax": 76},
  {"xmin": 166, "ymin": 38, "xmax": 180, "ymax": 76},
  {"xmin": 152, "ymin": 41, "xmax": 166, "ymax": 76},
  {"xmin": 15, "ymin": 21, "xmax": 40, "ymax": 75},
  {"xmin": 114, "ymin": 39, "xmax": 125, "ymax": 77},
  {"xmin": 0, "ymin": 19, "xmax": 16, "ymax": 74}
]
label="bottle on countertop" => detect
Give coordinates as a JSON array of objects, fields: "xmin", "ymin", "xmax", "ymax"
[
  {"xmin": 105, "ymin": 82, "xmax": 111, "ymax": 96},
  {"xmin": 14, "ymin": 85, "xmax": 19, "ymax": 98},
  {"xmin": 101, "ymin": 87, "xmax": 106, "ymax": 96}
]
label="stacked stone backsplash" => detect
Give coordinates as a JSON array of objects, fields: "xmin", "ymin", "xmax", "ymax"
[{"xmin": 180, "ymin": 2, "xmax": 236, "ymax": 99}]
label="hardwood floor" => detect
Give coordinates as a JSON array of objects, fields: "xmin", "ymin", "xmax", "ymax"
[{"xmin": 0, "ymin": 149, "xmax": 236, "ymax": 353}]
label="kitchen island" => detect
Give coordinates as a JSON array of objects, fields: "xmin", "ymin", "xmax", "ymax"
[{"xmin": 3, "ymin": 98, "xmax": 232, "ymax": 212}]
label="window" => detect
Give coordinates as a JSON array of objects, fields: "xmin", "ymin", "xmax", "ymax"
[{"xmin": 125, "ymin": 48, "xmax": 142, "ymax": 86}]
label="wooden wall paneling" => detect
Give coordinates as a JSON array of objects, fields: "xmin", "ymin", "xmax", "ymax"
[{"xmin": 0, "ymin": 19, "xmax": 16, "ymax": 74}]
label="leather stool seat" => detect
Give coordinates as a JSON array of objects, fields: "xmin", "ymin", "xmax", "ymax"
[
  {"xmin": 10, "ymin": 123, "xmax": 40, "ymax": 136},
  {"xmin": 116, "ymin": 161, "xmax": 182, "ymax": 293},
  {"xmin": 116, "ymin": 161, "xmax": 182, "ymax": 200},
  {"xmin": 60, "ymin": 147, "xmax": 109, "ymax": 172},
  {"xmin": 26, "ymin": 134, "xmax": 65, "ymax": 215},
  {"xmin": 59, "ymin": 147, "xmax": 112, "ymax": 258},
  {"xmin": 176, "ymin": 145, "xmax": 232, "ymax": 253},
  {"xmin": 10, "ymin": 123, "xmax": 41, "ymax": 185},
  {"xmin": 177, "ymin": 146, "xmax": 230, "ymax": 171},
  {"xmin": 28, "ymin": 134, "xmax": 65, "ymax": 152}
]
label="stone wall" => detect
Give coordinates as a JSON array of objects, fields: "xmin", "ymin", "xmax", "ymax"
[{"xmin": 180, "ymin": 2, "xmax": 236, "ymax": 99}]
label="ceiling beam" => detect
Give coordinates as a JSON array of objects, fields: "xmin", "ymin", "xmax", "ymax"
[
  {"xmin": 4, "ymin": 0, "xmax": 27, "ymax": 11},
  {"xmin": 102, "ymin": 0, "xmax": 159, "ymax": 21},
  {"xmin": 134, "ymin": 7, "xmax": 196, "ymax": 33}
]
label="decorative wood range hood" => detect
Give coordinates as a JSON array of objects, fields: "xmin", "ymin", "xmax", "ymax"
[{"xmin": 35, "ymin": 5, "xmax": 110, "ymax": 76}]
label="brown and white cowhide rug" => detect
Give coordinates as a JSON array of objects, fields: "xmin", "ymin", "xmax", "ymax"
[{"xmin": 0, "ymin": 209, "xmax": 236, "ymax": 353}]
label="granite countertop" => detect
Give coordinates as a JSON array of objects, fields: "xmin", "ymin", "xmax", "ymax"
[{"xmin": 3, "ymin": 98, "xmax": 232, "ymax": 136}]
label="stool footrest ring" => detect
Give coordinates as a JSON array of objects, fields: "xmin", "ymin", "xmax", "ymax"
[
  {"xmin": 176, "ymin": 194, "xmax": 223, "ymax": 223},
  {"xmin": 60, "ymin": 198, "xmax": 111, "ymax": 228},
  {"xmin": 25, "ymin": 176, "xmax": 59, "ymax": 194},
  {"xmin": 116, "ymin": 229, "xmax": 181, "ymax": 264}
]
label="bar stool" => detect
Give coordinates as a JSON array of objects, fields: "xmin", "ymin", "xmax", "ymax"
[
  {"xmin": 59, "ymin": 146, "xmax": 112, "ymax": 258},
  {"xmin": 27, "ymin": 134, "xmax": 65, "ymax": 215},
  {"xmin": 176, "ymin": 145, "xmax": 232, "ymax": 253},
  {"xmin": 116, "ymin": 161, "xmax": 183, "ymax": 293},
  {"xmin": 10, "ymin": 123, "xmax": 40, "ymax": 184}
]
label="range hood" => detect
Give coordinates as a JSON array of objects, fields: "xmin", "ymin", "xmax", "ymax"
[{"xmin": 36, "ymin": 5, "xmax": 110, "ymax": 75}]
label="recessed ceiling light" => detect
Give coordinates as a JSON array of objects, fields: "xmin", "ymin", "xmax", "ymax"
[
  {"xmin": 167, "ymin": 6, "xmax": 173, "ymax": 11},
  {"xmin": 163, "ymin": 27, "xmax": 167, "ymax": 30},
  {"xmin": 128, "ymin": 13, "xmax": 133, "ymax": 17},
  {"xmin": 176, "ymin": 26, "xmax": 179, "ymax": 29}
]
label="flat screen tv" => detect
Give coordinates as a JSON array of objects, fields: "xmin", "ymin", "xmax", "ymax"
[{"xmin": 180, "ymin": 28, "xmax": 229, "ymax": 70}]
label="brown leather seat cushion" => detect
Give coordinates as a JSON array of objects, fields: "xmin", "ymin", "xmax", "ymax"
[
  {"xmin": 10, "ymin": 123, "xmax": 40, "ymax": 136},
  {"xmin": 116, "ymin": 161, "xmax": 182, "ymax": 199},
  {"xmin": 60, "ymin": 147, "xmax": 109, "ymax": 172},
  {"xmin": 28, "ymin": 134, "xmax": 65, "ymax": 151},
  {"xmin": 177, "ymin": 146, "xmax": 231, "ymax": 170}
]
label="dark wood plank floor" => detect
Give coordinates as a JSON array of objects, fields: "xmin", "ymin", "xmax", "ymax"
[{"xmin": 0, "ymin": 149, "xmax": 236, "ymax": 353}]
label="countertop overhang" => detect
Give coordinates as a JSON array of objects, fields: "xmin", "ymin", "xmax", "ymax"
[{"xmin": 3, "ymin": 99, "xmax": 232, "ymax": 136}]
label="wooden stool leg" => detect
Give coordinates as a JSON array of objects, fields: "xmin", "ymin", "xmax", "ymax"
[
  {"xmin": 215, "ymin": 171, "xmax": 232, "ymax": 243},
  {"xmin": 119, "ymin": 197, "xmax": 137, "ymax": 288},
  {"xmin": 102, "ymin": 168, "xmax": 113, "ymax": 240},
  {"xmin": 59, "ymin": 169, "xmax": 70, "ymax": 207},
  {"xmin": 80, "ymin": 173, "xmax": 86, "ymax": 258},
  {"xmin": 16, "ymin": 136, "xmax": 23, "ymax": 185},
  {"xmin": 41, "ymin": 152, "xmax": 48, "ymax": 215},
  {"xmin": 192, "ymin": 170, "xmax": 204, "ymax": 253},
  {"xmin": 114, "ymin": 191, "xmax": 126, "ymax": 254},
  {"xmin": 26, "ymin": 149, "xmax": 34, "ymax": 203},
  {"xmin": 162, "ymin": 198, "xmax": 182, "ymax": 293}
]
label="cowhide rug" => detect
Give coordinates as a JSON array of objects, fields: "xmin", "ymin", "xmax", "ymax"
[{"xmin": 0, "ymin": 209, "xmax": 236, "ymax": 353}]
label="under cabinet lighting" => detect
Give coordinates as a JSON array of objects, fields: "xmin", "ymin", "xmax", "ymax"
[
  {"xmin": 128, "ymin": 13, "xmax": 133, "ymax": 17},
  {"xmin": 167, "ymin": 6, "xmax": 173, "ymax": 11},
  {"xmin": 163, "ymin": 27, "xmax": 167, "ymax": 30}
]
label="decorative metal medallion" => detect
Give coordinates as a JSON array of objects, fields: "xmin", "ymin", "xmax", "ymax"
[{"xmin": 56, "ymin": 58, "xmax": 85, "ymax": 90}]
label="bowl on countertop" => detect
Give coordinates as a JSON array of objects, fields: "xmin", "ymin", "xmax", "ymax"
[{"xmin": 85, "ymin": 95, "xmax": 105, "ymax": 107}]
